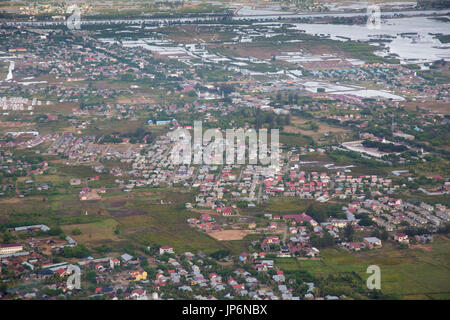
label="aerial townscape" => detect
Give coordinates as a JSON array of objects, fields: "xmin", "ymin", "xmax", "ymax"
[{"xmin": 0, "ymin": 0, "xmax": 449, "ymax": 302}]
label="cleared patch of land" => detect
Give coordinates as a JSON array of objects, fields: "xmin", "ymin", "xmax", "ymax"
[
  {"xmin": 401, "ymin": 101, "xmax": 450, "ymax": 114},
  {"xmin": 285, "ymin": 117, "xmax": 351, "ymax": 142},
  {"xmin": 208, "ymin": 229, "xmax": 250, "ymax": 241}
]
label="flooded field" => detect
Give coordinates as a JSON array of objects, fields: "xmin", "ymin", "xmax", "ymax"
[{"xmin": 291, "ymin": 16, "xmax": 450, "ymax": 63}]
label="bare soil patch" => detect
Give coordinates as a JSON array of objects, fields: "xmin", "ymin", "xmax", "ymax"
[
  {"xmin": 401, "ymin": 101, "xmax": 450, "ymax": 114},
  {"xmin": 208, "ymin": 229, "xmax": 250, "ymax": 241}
]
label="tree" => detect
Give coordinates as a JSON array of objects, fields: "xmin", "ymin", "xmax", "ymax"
[
  {"xmin": 2, "ymin": 231, "xmax": 15, "ymax": 244},
  {"xmin": 306, "ymin": 204, "xmax": 327, "ymax": 223},
  {"xmin": 343, "ymin": 224, "xmax": 355, "ymax": 242},
  {"xmin": 210, "ymin": 249, "xmax": 231, "ymax": 260},
  {"xmin": 62, "ymin": 244, "xmax": 91, "ymax": 258},
  {"xmin": 0, "ymin": 283, "xmax": 8, "ymax": 294},
  {"xmin": 140, "ymin": 259, "xmax": 149, "ymax": 268},
  {"xmin": 310, "ymin": 233, "xmax": 335, "ymax": 248},
  {"xmin": 358, "ymin": 212, "xmax": 374, "ymax": 226},
  {"xmin": 85, "ymin": 270, "xmax": 97, "ymax": 284},
  {"xmin": 71, "ymin": 228, "xmax": 82, "ymax": 236}
]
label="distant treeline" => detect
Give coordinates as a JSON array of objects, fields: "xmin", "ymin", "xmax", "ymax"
[
  {"xmin": 362, "ymin": 140, "xmax": 407, "ymax": 153},
  {"xmin": 418, "ymin": 0, "xmax": 450, "ymax": 9}
]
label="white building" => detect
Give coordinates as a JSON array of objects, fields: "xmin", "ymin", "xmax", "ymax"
[{"xmin": 0, "ymin": 243, "xmax": 23, "ymax": 255}]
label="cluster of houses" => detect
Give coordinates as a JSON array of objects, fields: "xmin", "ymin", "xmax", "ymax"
[
  {"xmin": 0, "ymin": 96, "xmax": 43, "ymax": 111},
  {"xmin": 0, "ymin": 237, "xmax": 311, "ymax": 300},
  {"xmin": 45, "ymin": 133, "xmax": 142, "ymax": 164},
  {"xmin": 187, "ymin": 213, "xmax": 222, "ymax": 233},
  {"xmin": 0, "ymin": 225, "xmax": 79, "ymax": 277},
  {"xmin": 357, "ymin": 198, "xmax": 450, "ymax": 232},
  {"xmin": 0, "ymin": 151, "xmax": 48, "ymax": 177},
  {"xmin": 0, "ymin": 220, "xmax": 344, "ymax": 300},
  {"xmin": 144, "ymin": 248, "xmax": 303, "ymax": 300}
]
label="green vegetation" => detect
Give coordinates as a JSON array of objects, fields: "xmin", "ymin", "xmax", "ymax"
[
  {"xmin": 362, "ymin": 140, "xmax": 408, "ymax": 153},
  {"xmin": 277, "ymin": 237, "xmax": 450, "ymax": 299}
]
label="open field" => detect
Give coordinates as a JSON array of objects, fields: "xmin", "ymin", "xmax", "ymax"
[
  {"xmin": 38, "ymin": 102, "xmax": 79, "ymax": 116},
  {"xmin": 276, "ymin": 236, "xmax": 450, "ymax": 299},
  {"xmin": 208, "ymin": 229, "xmax": 250, "ymax": 241},
  {"xmin": 279, "ymin": 133, "xmax": 313, "ymax": 147},
  {"xmin": 211, "ymin": 42, "xmax": 300, "ymax": 60},
  {"xmin": 264, "ymin": 198, "xmax": 315, "ymax": 213},
  {"xmin": 190, "ymin": 208, "xmax": 221, "ymax": 216},
  {"xmin": 0, "ymin": 187, "xmax": 248, "ymax": 254},
  {"xmin": 83, "ymin": 119, "xmax": 149, "ymax": 136},
  {"xmin": 117, "ymin": 205, "xmax": 248, "ymax": 255},
  {"xmin": 401, "ymin": 101, "xmax": 450, "ymax": 114},
  {"xmin": 0, "ymin": 121, "xmax": 34, "ymax": 135},
  {"xmin": 284, "ymin": 116, "xmax": 351, "ymax": 142},
  {"xmin": 61, "ymin": 218, "xmax": 120, "ymax": 244},
  {"xmin": 0, "ymin": 196, "xmax": 50, "ymax": 219},
  {"xmin": 161, "ymin": 25, "xmax": 236, "ymax": 44}
]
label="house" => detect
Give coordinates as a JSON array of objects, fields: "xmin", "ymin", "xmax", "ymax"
[
  {"xmin": 179, "ymin": 285, "xmax": 193, "ymax": 292},
  {"xmin": 121, "ymin": 253, "xmax": 134, "ymax": 263},
  {"xmin": 221, "ymin": 207, "xmax": 233, "ymax": 216},
  {"xmin": 200, "ymin": 213, "xmax": 212, "ymax": 222},
  {"xmin": 394, "ymin": 233, "xmax": 409, "ymax": 244},
  {"xmin": 305, "ymin": 247, "xmax": 320, "ymax": 257},
  {"xmin": 239, "ymin": 252, "xmax": 248, "ymax": 262},
  {"xmin": 95, "ymin": 286, "xmax": 114, "ymax": 295},
  {"xmin": 36, "ymin": 269, "xmax": 54, "ymax": 279},
  {"xmin": 283, "ymin": 213, "xmax": 318, "ymax": 226},
  {"xmin": 232, "ymin": 284, "xmax": 245, "ymax": 291},
  {"xmin": 130, "ymin": 270, "xmax": 147, "ymax": 281},
  {"xmin": 272, "ymin": 273, "xmax": 285, "ymax": 282},
  {"xmin": 54, "ymin": 268, "xmax": 69, "ymax": 277},
  {"xmin": 348, "ymin": 242, "xmax": 364, "ymax": 251},
  {"xmin": 69, "ymin": 178, "xmax": 81, "ymax": 186},
  {"xmin": 159, "ymin": 246, "xmax": 174, "ymax": 255},
  {"xmin": 95, "ymin": 264, "xmax": 106, "ymax": 272},
  {"xmin": 110, "ymin": 258, "xmax": 120, "ymax": 268},
  {"xmin": 414, "ymin": 234, "xmax": 433, "ymax": 244},
  {"xmin": 0, "ymin": 243, "xmax": 23, "ymax": 255},
  {"xmin": 363, "ymin": 237, "xmax": 382, "ymax": 249},
  {"xmin": 265, "ymin": 236, "xmax": 280, "ymax": 244},
  {"xmin": 130, "ymin": 289, "xmax": 147, "ymax": 300}
]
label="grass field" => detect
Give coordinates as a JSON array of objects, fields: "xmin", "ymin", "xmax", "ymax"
[
  {"xmin": 0, "ymin": 196, "xmax": 50, "ymax": 220},
  {"xmin": 260, "ymin": 198, "xmax": 316, "ymax": 214},
  {"xmin": 401, "ymin": 101, "xmax": 450, "ymax": 115},
  {"xmin": 117, "ymin": 205, "xmax": 248, "ymax": 255},
  {"xmin": 279, "ymin": 133, "xmax": 313, "ymax": 148},
  {"xmin": 276, "ymin": 236, "xmax": 450, "ymax": 299},
  {"xmin": 284, "ymin": 116, "xmax": 351, "ymax": 143},
  {"xmin": 61, "ymin": 218, "xmax": 120, "ymax": 245}
]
